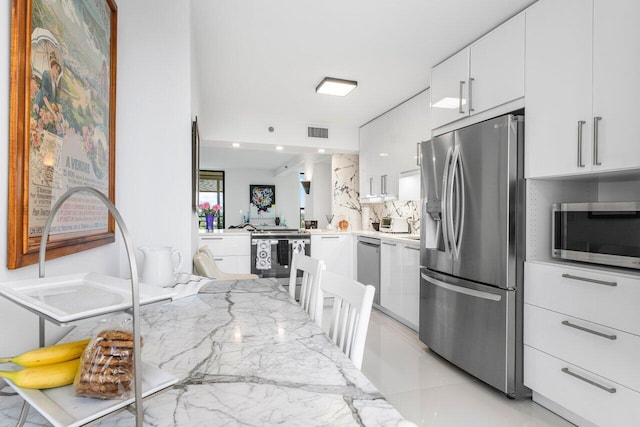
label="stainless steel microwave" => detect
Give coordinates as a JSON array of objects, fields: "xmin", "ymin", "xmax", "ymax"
[{"xmin": 552, "ymin": 201, "xmax": 640, "ymax": 270}]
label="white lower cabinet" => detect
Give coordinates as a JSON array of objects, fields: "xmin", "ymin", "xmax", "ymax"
[
  {"xmin": 524, "ymin": 346, "xmax": 640, "ymax": 427},
  {"xmin": 198, "ymin": 234, "xmax": 251, "ymax": 274},
  {"xmin": 401, "ymin": 244, "xmax": 420, "ymax": 327},
  {"xmin": 524, "ymin": 261, "xmax": 640, "ymax": 425},
  {"xmin": 380, "ymin": 241, "xmax": 403, "ymax": 315},
  {"xmin": 379, "ymin": 239, "xmax": 420, "ymax": 330},
  {"xmin": 310, "ymin": 234, "xmax": 353, "ymax": 279}
]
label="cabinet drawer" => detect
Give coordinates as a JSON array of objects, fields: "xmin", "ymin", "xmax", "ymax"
[
  {"xmin": 524, "ymin": 346, "xmax": 640, "ymax": 427},
  {"xmin": 525, "ymin": 262, "xmax": 640, "ymax": 336},
  {"xmin": 199, "ymin": 235, "xmax": 250, "ymax": 256},
  {"xmin": 524, "ymin": 304, "xmax": 640, "ymax": 392},
  {"xmin": 214, "ymin": 255, "xmax": 250, "ymax": 275}
]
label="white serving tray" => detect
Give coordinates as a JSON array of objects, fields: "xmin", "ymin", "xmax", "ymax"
[
  {"xmin": 0, "ymin": 273, "xmax": 176, "ymax": 324},
  {"xmin": 4, "ymin": 362, "xmax": 178, "ymax": 427}
]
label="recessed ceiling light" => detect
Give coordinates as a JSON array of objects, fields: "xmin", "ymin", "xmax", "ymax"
[
  {"xmin": 316, "ymin": 77, "xmax": 358, "ymax": 96},
  {"xmin": 379, "ymin": 152, "xmax": 389, "ymax": 157},
  {"xmin": 232, "ymin": 143, "xmax": 240, "ymax": 148},
  {"xmin": 318, "ymin": 148, "xmax": 326, "ymax": 153},
  {"xmin": 275, "ymin": 146, "xmax": 284, "ymax": 151}
]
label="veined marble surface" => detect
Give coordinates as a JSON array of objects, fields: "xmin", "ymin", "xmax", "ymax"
[{"xmin": 0, "ymin": 279, "xmax": 403, "ymax": 426}]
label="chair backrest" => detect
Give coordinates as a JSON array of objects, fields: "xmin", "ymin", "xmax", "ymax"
[
  {"xmin": 317, "ymin": 270, "xmax": 375, "ymax": 370},
  {"xmin": 194, "ymin": 246, "xmax": 224, "ymax": 279},
  {"xmin": 288, "ymin": 253, "xmax": 324, "ymax": 323}
]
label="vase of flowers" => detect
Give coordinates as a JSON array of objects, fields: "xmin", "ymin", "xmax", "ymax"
[{"xmin": 199, "ymin": 202, "xmax": 221, "ymax": 232}]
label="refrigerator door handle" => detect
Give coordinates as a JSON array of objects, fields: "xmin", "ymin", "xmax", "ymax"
[
  {"xmin": 441, "ymin": 147, "xmax": 454, "ymax": 254},
  {"xmin": 421, "ymin": 272, "xmax": 502, "ymax": 302},
  {"xmin": 451, "ymin": 147, "xmax": 465, "ymax": 258}
]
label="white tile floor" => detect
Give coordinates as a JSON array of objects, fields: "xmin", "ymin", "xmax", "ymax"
[{"xmin": 361, "ymin": 309, "xmax": 575, "ymax": 427}]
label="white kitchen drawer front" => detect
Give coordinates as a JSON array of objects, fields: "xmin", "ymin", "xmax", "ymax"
[
  {"xmin": 524, "ymin": 303, "xmax": 640, "ymax": 392},
  {"xmin": 525, "ymin": 262, "xmax": 640, "ymax": 336},
  {"xmin": 524, "ymin": 345, "xmax": 640, "ymax": 427},
  {"xmin": 199, "ymin": 235, "xmax": 250, "ymax": 256},
  {"xmin": 212, "ymin": 255, "xmax": 250, "ymax": 275}
]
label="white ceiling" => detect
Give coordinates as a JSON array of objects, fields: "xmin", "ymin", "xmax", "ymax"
[{"xmin": 191, "ymin": 0, "xmax": 535, "ymax": 167}]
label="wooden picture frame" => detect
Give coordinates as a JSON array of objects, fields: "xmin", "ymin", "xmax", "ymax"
[
  {"xmin": 192, "ymin": 117, "xmax": 200, "ymax": 213},
  {"xmin": 7, "ymin": 0, "xmax": 118, "ymax": 269}
]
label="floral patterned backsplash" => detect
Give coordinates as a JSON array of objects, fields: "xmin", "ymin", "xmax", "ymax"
[{"xmin": 331, "ymin": 153, "xmax": 420, "ymax": 233}]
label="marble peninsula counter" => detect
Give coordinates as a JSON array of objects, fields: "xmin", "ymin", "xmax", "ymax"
[{"xmin": 0, "ymin": 279, "xmax": 404, "ymax": 426}]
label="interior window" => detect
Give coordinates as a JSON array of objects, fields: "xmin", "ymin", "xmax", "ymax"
[{"xmin": 199, "ymin": 170, "xmax": 225, "ymax": 230}]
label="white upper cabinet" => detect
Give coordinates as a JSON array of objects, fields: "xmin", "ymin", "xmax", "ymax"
[
  {"xmin": 431, "ymin": 48, "xmax": 469, "ymax": 130},
  {"xmin": 592, "ymin": 0, "xmax": 640, "ymax": 172},
  {"xmin": 359, "ymin": 89, "xmax": 430, "ymax": 201},
  {"xmin": 431, "ymin": 13, "xmax": 524, "ymax": 131},
  {"xmin": 397, "ymin": 90, "xmax": 430, "ymax": 173},
  {"xmin": 525, "ymin": 0, "xmax": 592, "ymax": 178},
  {"xmin": 469, "ymin": 13, "xmax": 524, "ymax": 116},
  {"xmin": 526, "ymin": 0, "xmax": 640, "ymax": 178}
]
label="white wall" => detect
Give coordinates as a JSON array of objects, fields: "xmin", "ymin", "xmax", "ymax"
[
  {"xmin": 0, "ymin": 0, "xmax": 194, "ymax": 355},
  {"xmin": 304, "ymin": 160, "xmax": 332, "ymax": 228},
  {"xmin": 210, "ymin": 168, "xmax": 302, "ymax": 228},
  {"xmin": 200, "ymin": 110, "xmax": 360, "ymax": 153},
  {"xmin": 115, "ymin": 0, "xmax": 193, "ymax": 277}
]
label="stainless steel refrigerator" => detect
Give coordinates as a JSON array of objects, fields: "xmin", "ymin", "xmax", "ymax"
[{"xmin": 419, "ymin": 113, "xmax": 528, "ymax": 398}]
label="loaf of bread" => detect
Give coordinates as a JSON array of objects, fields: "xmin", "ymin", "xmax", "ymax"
[{"xmin": 74, "ymin": 329, "xmax": 142, "ymax": 399}]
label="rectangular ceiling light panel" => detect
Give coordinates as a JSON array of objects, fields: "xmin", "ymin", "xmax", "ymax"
[{"xmin": 316, "ymin": 77, "xmax": 358, "ymax": 96}]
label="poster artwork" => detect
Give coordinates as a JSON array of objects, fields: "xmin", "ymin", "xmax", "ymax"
[{"xmin": 28, "ymin": 0, "xmax": 111, "ymax": 238}]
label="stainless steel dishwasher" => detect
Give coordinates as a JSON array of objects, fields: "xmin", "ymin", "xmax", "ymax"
[{"xmin": 357, "ymin": 236, "xmax": 380, "ymax": 305}]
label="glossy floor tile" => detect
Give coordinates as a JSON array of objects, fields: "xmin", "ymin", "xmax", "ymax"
[{"xmin": 361, "ymin": 310, "xmax": 575, "ymax": 427}]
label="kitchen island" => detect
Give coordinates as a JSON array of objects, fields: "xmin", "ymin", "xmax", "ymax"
[{"xmin": 0, "ymin": 278, "xmax": 403, "ymax": 426}]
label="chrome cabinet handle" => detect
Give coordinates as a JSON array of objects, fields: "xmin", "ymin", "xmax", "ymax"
[
  {"xmin": 468, "ymin": 77, "xmax": 475, "ymax": 113},
  {"xmin": 382, "ymin": 242, "xmax": 397, "ymax": 246},
  {"xmin": 561, "ymin": 273, "xmax": 617, "ymax": 287},
  {"xmin": 561, "ymin": 320, "xmax": 617, "ymax": 340},
  {"xmin": 369, "ymin": 177, "xmax": 373, "ymax": 195},
  {"xmin": 405, "ymin": 246, "xmax": 420, "ymax": 251},
  {"xmin": 577, "ymin": 120, "xmax": 586, "ymax": 167},
  {"xmin": 561, "ymin": 368, "xmax": 616, "ymax": 394},
  {"xmin": 416, "ymin": 142, "xmax": 422, "ymax": 166},
  {"xmin": 214, "ymin": 258, "xmax": 224, "ymax": 261},
  {"xmin": 593, "ymin": 116, "xmax": 602, "ymax": 166},
  {"xmin": 458, "ymin": 81, "xmax": 465, "ymax": 114},
  {"xmin": 321, "ymin": 236, "xmax": 340, "ymax": 239},
  {"xmin": 203, "ymin": 237, "xmax": 223, "ymax": 240}
]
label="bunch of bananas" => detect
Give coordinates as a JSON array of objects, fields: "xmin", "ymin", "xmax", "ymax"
[{"xmin": 0, "ymin": 338, "xmax": 90, "ymax": 389}]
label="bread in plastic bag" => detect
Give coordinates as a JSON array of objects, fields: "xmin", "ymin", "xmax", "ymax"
[{"xmin": 74, "ymin": 319, "xmax": 143, "ymax": 399}]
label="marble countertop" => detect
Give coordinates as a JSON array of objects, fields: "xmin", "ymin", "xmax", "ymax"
[{"xmin": 0, "ymin": 279, "xmax": 403, "ymax": 426}]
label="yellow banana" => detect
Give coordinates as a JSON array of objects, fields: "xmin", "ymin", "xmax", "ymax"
[
  {"xmin": 0, "ymin": 358, "xmax": 80, "ymax": 389},
  {"xmin": 0, "ymin": 338, "xmax": 90, "ymax": 367}
]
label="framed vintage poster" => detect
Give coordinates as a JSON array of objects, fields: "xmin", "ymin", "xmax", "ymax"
[{"xmin": 8, "ymin": 0, "xmax": 118, "ymax": 269}]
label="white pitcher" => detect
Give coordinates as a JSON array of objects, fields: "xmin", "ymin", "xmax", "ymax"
[{"xmin": 139, "ymin": 246, "xmax": 183, "ymax": 286}]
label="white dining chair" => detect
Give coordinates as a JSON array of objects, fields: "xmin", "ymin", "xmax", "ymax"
[
  {"xmin": 288, "ymin": 253, "xmax": 325, "ymax": 324},
  {"xmin": 194, "ymin": 246, "xmax": 258, "ymax": 280},
  {"xmin": 316, "ymin": 270, "xmax": 375, "ymax": 370}
]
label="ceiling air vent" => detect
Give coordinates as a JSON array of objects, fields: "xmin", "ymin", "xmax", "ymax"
[{"xmin": 307, "ymin": 126, "xmax": 329, "ymax": 139}]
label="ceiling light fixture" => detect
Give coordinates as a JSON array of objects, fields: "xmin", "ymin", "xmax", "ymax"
[
  {"xmin": 275, "ymin": 146, "xmax": 284, "ymax": 151},
  {"xmin": 316, "ymin": 77, "xmax": 358, "ymax": 96},
  {"xmin": 318, "ymin": 148, "xmax": 326, "ymax": 153},
  {"xmin": 232, "ymin": 143, "xmax": 240, "ymax": 148}
]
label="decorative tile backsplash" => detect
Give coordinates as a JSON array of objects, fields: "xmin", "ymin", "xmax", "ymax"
[
  {"xmin": 331, "ymin": 154, "xmax": 361, "ymax": 230},
  {"xmin": 368, "ymin": 200, "xmax": 420, "ymax": 233},
  {"xmin": 331, "ymin": 153, "xmax": 420, "ymax": 233}
]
